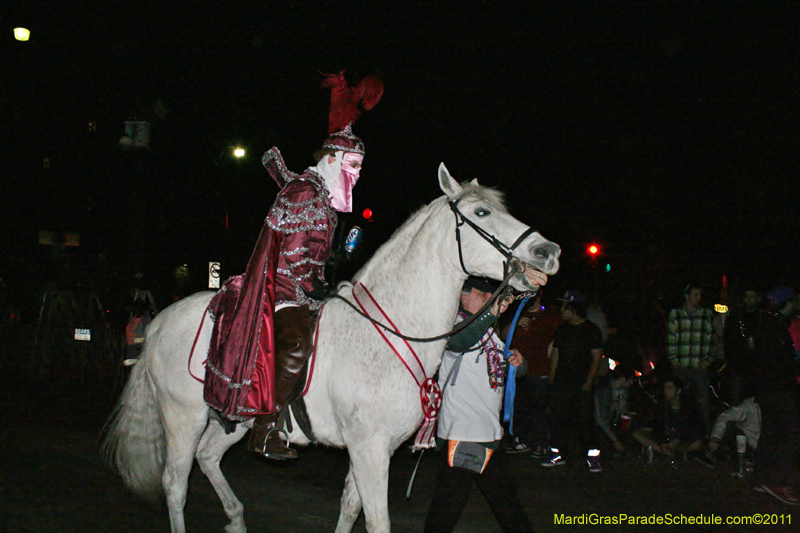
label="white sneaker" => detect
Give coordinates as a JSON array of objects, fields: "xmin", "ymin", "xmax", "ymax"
[{"xmin": 541, "ymin": 449, "xmax": 566, "ymax": 467}]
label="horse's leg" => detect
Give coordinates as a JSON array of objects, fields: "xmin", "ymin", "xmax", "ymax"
[
  {"xmin": 196, "ymin": 421, "xmax": 251, "ymax": 533},
  {"xmin": 334, "ymin": 466, "xmax": 363, "ymax": 533},
  {"xmin": 346, "ymin": 437, "xmax": 392, "ymax": 533},
  {"xmin": 161, "ymin": 405, "xmax": 209, "ymax": 533}
]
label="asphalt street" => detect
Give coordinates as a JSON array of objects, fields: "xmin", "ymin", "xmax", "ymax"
[{"xmin": 0, "ymin": 383, "xmax": 795, "ymax": 533}]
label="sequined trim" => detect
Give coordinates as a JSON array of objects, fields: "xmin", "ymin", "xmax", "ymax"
[
  {"xmin": 280, "ymin": 246, "xmax": 309, "ymax": 256},
  {"xmin": 277, "ymin": 268, "xmax": 311, "ymax": 281},
  {"xmin": 322, "ymin": 124, "xmax": 365, "ymax": 155},
  {"xmin": 262, "ymin": 148, "xmax": 300, "ymax": 187},
  {"xmin": 322, "ymin": 142, "xmax": 365, "ymax": 155},
  {"xmin": 267, "ymin": 192, "xmax": 334, "ymax": 234},
  {"xmin": 305, "ymin": 170, "xmax": 331, "ymax": 197},
  {"xmin": 205, "ymin": 360, "xmax": 251, "ymax": 390},
  {"xmin": 279, "ymin": 257, "xmax": 326, "ymax": 271}
]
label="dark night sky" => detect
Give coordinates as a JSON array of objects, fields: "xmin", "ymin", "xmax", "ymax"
[{"xmin": 1, "ymin": 1, "xmax": 799, "ymax": 310}]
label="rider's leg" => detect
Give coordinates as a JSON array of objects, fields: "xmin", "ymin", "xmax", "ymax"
[{"xmin": 248, "ymin": 305, "xmax": 311, "ymax": 459}]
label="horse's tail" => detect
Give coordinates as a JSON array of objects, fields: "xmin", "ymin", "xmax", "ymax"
[{"xmin": 101, "ymin": 352, "xmax": 166, "ymax": 502}]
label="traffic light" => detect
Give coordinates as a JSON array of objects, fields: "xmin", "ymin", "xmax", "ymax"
[{"xmin": 588, "ymin": 244, "xmax": 600, "ymax": 256}]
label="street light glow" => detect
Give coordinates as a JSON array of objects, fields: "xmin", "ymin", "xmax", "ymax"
[
  {"xmin": 14, "ymin": 27, "xmax": 30, "ymax": 41},
  {"xmin": 233, "ymin": 147, "xmax": 245, "ymax": 158}
]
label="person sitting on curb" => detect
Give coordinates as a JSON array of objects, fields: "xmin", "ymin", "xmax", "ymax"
[
  {"xmin": 631, "ymin": 375, "xmax": 706, "ymax": 463},
  {"xmin": 708, "ymin": 396, "xmax": 761, "ymax": 459}
]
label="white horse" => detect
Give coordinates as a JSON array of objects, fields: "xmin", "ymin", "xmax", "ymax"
[{"xmin": 102, "ymin": 164, "xmax": 560, "ymax": 533}]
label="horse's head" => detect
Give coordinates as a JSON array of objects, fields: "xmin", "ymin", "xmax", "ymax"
[{"xmin": 438, "ymin": 163, "xmax": 561, "ymax": 292}]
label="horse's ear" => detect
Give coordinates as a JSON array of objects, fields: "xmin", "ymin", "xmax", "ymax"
[
  {"xmin": 470, "ymin": 178, "xmax": 480, "ymax": 186},
  {"xmin": 438, "ymin": 163, "xmax": 462, "ymax": 197}
]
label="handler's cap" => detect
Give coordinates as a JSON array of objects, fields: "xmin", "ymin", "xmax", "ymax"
[
  {"xmin": 558, "ymin": 289, "xmax": 587, "ymax": 303},
  {"xmin": 765, "ymin": 286, "xmax": 795, "ymax": 308},
  {"xmin": 463, "ymin": 277, "xmax": 498, "ymax": 294},
  {"xmin": 321, "ymin": 123, "xmax": 365, "ymax": 155}
]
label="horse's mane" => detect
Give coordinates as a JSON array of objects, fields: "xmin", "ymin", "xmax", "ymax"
[
  {"xmin": 352, "ymin": 181, "xmax": 508, "ymax": 285},
  {"xmin": 454, "ymin": 181, "xmax": 508, "ymax": 211}
]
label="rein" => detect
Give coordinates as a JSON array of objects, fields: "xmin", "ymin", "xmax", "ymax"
[{"xmin": 330, "ymin": 267, "xmax": 519, "ymax": 342}]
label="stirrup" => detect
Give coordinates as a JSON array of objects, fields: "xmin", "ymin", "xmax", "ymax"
[{"xmin": 251, "ymin": 425, "xmax": 297, "ymax": 460}]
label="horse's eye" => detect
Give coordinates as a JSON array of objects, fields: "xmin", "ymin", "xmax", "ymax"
[{"xmin": 475, "ymin": 207, "xmax": 491, "ymax": 217}]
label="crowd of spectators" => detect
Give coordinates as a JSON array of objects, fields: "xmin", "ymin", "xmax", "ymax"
[{"xmin": 496, "ymin": 282, "xmax": 800, "ymax": 507}]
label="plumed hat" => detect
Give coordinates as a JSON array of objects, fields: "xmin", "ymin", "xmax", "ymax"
[
  {"xmin": 321, "ymin": 70, "xmax": 384, "ymax": 134},
  {"xmin": 321, "ymin": 124, "xmax": 365, "ymax": 155}
]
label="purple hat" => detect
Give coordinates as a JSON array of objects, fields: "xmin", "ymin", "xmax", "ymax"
[
  {"xmin": 766, "ymin": 286, "xmax": 795, "ymax": 308},
  {"xmin": 558, "ymin": 289, "xmax": 587, "ymax": 303}
]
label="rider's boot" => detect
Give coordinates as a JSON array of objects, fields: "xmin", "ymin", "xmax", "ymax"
[
  {"xmin": 248, "ymin": 412, "xmax": 297, "ymax": 460},
  {"xmin": 247, "ymin": 305, "xmax": 312, "ymax": 460}
]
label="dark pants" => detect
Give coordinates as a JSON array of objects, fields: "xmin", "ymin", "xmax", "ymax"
[
  {"xmin": 550, "ymin": 385, "xmax": 598, "ymax": 457},
  {"xmin": 513, "ymin": 376, "xmax": 550, "ymax": 448},
  {"xmin": 424, "ymin": 449, "xmax": 532, "ymax": 533},
  {"xmin": 755, "ymin": 389, "xmax": 799, "ymax": 486},
  {"xmin": 673, "ymin": 366, "xmax": 710, "ymax": 435}
]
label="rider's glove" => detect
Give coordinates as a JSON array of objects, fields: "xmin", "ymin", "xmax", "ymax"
[{"xmin": 303, "ymin": 275, "xmax": 330, "ymax": 301}]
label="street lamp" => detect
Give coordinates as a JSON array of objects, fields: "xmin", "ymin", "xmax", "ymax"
[
  {"xmin": 233, "ymin": 147, "xmax": 245, "ymax": 158},
  {"xmin": 14, "ymin": 27, "xmax": 30, "ymax": 41}
]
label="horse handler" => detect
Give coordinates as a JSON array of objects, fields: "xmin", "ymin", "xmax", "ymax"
[
  {"xmin": 424, "ymin": 277, "xmax": 534, "ymax": 533},
  {"xmin": 202, "ymin": 123, "xmax": 369, "ymax": 460}
]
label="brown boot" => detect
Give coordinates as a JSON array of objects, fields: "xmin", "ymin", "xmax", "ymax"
[
  {"xmin": 247, "ymin": 306, "xmax": 313, "ymax": 460},
  {"xmin": 248, "ymin": 413, "xmax": 298, "ymax": 460}
]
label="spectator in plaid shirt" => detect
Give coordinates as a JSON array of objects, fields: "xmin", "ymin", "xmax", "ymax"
[{"xmin": 667, "ymin": 283, "xmax": 714, "ymax": 435}]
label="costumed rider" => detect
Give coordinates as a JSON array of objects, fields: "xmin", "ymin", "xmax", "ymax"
[
  {"xmin": 203, "ymin": 125, "xmax": 368, "ymax": 460},
  {"xmin": 424, "ymin": 277, "xmax": 533, "ymax": 533}
]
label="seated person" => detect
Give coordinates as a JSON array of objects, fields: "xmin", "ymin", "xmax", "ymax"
[
  {"xmin": 708, "ymin": 396, "xmax": 761, "ymax": 455},
  {"xmin": 594, "ymin": 364, "xmax": 635, "ymax": 453},
  {"xmin": 632, "ymin": 376, "xmax": 705, "ymax": 458}
]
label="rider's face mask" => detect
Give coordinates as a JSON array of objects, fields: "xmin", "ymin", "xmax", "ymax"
[{"xmin": 330, "ymin": 152, "xmax": 363, "ymax": 213}]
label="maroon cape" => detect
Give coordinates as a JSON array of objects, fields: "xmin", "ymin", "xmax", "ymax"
[{"xmin": 203, "ymin": 148, "xmax": 336, "ymax": 421}]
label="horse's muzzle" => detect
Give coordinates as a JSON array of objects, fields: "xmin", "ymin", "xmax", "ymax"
[{"xmin": 524, "ymin": 241, "xmax": 560, "ymax": 276}]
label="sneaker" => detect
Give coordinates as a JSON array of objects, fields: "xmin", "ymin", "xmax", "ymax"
[
  {"xmin": 541, "ymin": 449, "xmax": 566, "ymax": 467},
  {"xmin": 587, "ymin": 455, "xmax": 602, "ymax": 473},
  {"xmin": 755, "ymin": 485, "xmax": 799, "ymax": 506},
  {"xmin": 505, "ymin": 438, "xmax": 531, "ymax": 454},
  {"xmin": 530, "ymin": 445, "xmax": 547, "ymax": 458}
]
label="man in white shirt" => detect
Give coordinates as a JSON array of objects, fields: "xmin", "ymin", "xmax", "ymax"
[{"xmin": 424, "ymin": 277, "xmax": 532, "ymax": 533}]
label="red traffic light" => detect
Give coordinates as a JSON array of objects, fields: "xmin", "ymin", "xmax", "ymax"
[{"xmin": 588, "ymin": 244, "xmax": 600, "ymax": 255}]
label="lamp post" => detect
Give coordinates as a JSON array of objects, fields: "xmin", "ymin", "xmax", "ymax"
[{"xmin": 212, "ymin": 145, "xmax": 247, "ymax": 280}]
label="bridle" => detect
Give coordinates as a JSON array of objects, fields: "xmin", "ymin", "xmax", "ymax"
[
  {"xmin": 448, "ymin": 199, "xmax": 538, "ymax": 278},
  {"xmin": 330, "ymin": 197, "xmax": 541, "ymax": 343}
]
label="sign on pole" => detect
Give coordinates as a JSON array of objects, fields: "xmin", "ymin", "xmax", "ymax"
[{"xmin": 209, "ymin": 262, "xmax": 221, "ymax": 289}]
